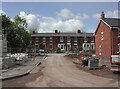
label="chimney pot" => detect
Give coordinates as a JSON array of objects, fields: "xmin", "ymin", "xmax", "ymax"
[
  {"xmin": 32, "ymin": 31, "xmax": 36, "ymax": 34},
  {"xmin": 101, "ymin": 11, "xmax": 105, "ymax": 18},
  {"xmin": 55, "ymin": 29, "xmax": 58, "ymax": 33},
  {"xmin": 77, "ymin": 29, "xmax": 81, "ymax": 33}
]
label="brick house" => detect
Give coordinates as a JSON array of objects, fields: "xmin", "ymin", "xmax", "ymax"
[
  {"xmin": 95, "ymin": 12, "xmax": 120, "ymax": 58},
  {"xmin": 31, "ymin": 30, "xmax": 95, "ymax": 52}
]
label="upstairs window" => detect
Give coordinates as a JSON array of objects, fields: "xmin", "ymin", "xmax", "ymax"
[
  {"xmin": 84, "ymin": 37, "xmax": 87, "ymax": 42},
  {"xmin": 60, "ymin": 37, "xmax": 64, "ymax": 42},
  {"xmin": 35, "ymin": 37, "xmax": 39, "ymax": 42},
  {"xmin": 49, "ymin": 37, "xmax": 53, "ymax": 42},
  {"xmin": 101, "ymin": 32, "xmax": 103, "ymax": 40},
  {"xmin": 118, "ymin": 27, "xmax": 120, "ymax": 37},
  {"xmin": 42, "ymin": 37, "xmax": 46, "ymax": 42},
  {"xmin": 91, "ymin": 37, "xmax": 94, "ymax": 42},
  {"xmin": 74, "ymin": 37, "xmax": 77, "ymax": 42},
  {"xmin": 67, "ymin": 37, "xmax": 71, "ymax": 42}
]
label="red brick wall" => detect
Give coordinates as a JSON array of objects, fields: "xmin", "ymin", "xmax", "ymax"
[
  {"xmin": 95, "ymin": 21, "xmax": 111, "ymax": 57},
  {"xmin": 112, "ymin": 29, "xmax": 119, "ymax": 55},
  {"xmin": 32, "ymin": 36, "xmax": 94, "ymax": 51}
]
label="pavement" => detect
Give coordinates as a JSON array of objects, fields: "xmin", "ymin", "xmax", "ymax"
[{"xmin": 1, "ymin": 55, "xmax": 47, "ymax": 80}]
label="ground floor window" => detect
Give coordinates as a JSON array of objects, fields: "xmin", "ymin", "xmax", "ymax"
[
  {"xmin": 58, "ymin": 44, "xmax": 66, "ymax": 51},
  {"xmin": 50, "ymin": 44, "xmax": 53, "ymax": 50},
  {"xmin": 91, "ymin": 43, "xmax": 95, "ymax": 50},
  {"xmin": 118, "ymin": 43, "xmax": 120, "ymax": 53},
  {"xmin": 99, "ymin": 45, "xmax": 101, "ymax": 55},
  {"xmin": 83, "ymin": 43, "xmax": 90, "ymax": 51},
  {"xmin": 74, "ymin": 44, "xmax": 78, "ymax": 49}
]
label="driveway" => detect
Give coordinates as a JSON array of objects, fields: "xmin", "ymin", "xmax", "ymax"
[{"xmin": 25, "ymin": 54, "xmax": 118, "ymax": 87}]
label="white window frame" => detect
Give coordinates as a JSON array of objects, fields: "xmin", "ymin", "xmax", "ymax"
[
  {"xmin": 83, "ymin": 43, "xmax": 90, "ymax": 51},
  {"xmin": 67, "ymin": 37, "xmax": 71, "ymax": 42},
  {"xmin": 60, "ymin": 37, "xmax": 64, "ymax": 42},
  {"xmin": 99, "ymin": 45, "xmax": 101, "ymax": 55},
  {"xmin": 49, "ymin": 37, "xmax": 53, "ymax": 42},
  {"xmin": 74, "ymin": 37, "xmax": 77, "ymax": 42},
  {"xmin": 58, "ymin": 44, "xmax": 66, "ymax": 51},
  {"xmin": 35, "ymin": 37, "xmax": 39, "ymax": 42},
  {"xmin": 74, "ymin": 43, "xmax": 78, "ymax": 49},
  {"xmin": 118, "ymin": 43, "xmax": 120, "ymax": 53},
  {"xmin": 91, "ymin": 37, "xmax": 94, "ymax": 42},
  {"xmin": 84, "ymin": 37, "xmax": 87, "ymax": 42},
  {"xmin": 49, "ymin": 44, "xmax": 53, "ymax": 50},
  {"xmin": 42, "ymin": 37, "xmax": 46, "ymax": 42},
  {"xmin": 118, "ymin": 27, "xmax": 120, "ymax": 37},
  {"xmin": 91, "ymin": 43, "xmax": 95, "ymax": 50},
  {"xmin": 101, "ymin": 32, "xmax": 103, "ymax": 40},
  {"xmin": 43, "ymin": 43, "xmax": 46, "ymax": 49}
]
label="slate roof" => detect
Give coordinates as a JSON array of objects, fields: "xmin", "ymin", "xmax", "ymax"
[
  {"xmin": 31, "ymin": 32, "xmax": 94, "ymax": 37},
  {"xmin": 101, "ymin": 18, "xmax": 120, "ymax": 27}
]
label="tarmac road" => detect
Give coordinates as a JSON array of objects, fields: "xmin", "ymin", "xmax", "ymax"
[{"xmin": 25, "ymin": 54, "xmax": 118, "ymax": 87}]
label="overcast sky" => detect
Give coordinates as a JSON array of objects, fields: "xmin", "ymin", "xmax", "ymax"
[{"xmin": 0, "ymin": 2, "xmax": 119, "ymax": 33}]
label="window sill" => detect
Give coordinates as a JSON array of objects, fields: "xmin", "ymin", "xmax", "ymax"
[{"xmin": 74, "ymin": 41, "xmax": 77, "ymax": 42}]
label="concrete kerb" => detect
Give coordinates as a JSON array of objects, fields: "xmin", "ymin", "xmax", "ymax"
[{"xmin": 1, "ymin": 55, "xmax": 47, "ymax": 81}]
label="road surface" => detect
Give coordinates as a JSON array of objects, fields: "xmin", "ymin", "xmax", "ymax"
[{"xmin": 25, "ymin": 54, "xmax": 118, "ymax": 87}]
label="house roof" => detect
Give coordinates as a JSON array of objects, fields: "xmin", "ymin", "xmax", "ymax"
[
  {"xmin": 31, "ymin": 32, "xmax": 94, "ymax": 37},
  {"xmin": 101, "ymin": 18, "xmax": 120, "ymax": 27},
  {"xmin": 95, "ymin": 18, "xmax": 120, "ymax": 35}
]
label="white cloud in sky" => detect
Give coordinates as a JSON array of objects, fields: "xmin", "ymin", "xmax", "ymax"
[
  {"xmin": 39, "ymin": 18, "xmax": 85, "ymax": 33},
  {"xmin": 18, "ymin": 9, "xmax": 87, "ymax": 32},
  {"xmin": 0, "ymin": 10, "xmax": 6, "ymax": 15},
  {"xmin": 19, "ymin": 11, "xmax": 40, "ymax": 30},
  {"xmin": 56, "ymin": 8, "xmax": 89, "ymax": 20},
  {"xmin": 93, "ymin": 10, "xmax": 120, "ymax": 19},
  {"xmin": 88, "ymin": 29, "xmax": 95, "ymax": 33}
]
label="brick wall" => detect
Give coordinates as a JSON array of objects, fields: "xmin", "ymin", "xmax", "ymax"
[
  {"xmin": 95, "ymin": 21, "xmax": 111, "ymax": 58},
  {"xmin": 32, "ymin": 36, "xmax": 94, "ymax": 51},
  {"xmin": 111, "ymin": 29, "xmax": 119, "ymax": 55}
]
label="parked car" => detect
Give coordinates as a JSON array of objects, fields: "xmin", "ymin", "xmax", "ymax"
[{"xmin": 39, "ymin": 49, "xmax": 47, "ymax": 53}]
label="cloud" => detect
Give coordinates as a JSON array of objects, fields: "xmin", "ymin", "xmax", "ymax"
[
  {"xmin": 39, "ymin": 18, "xmax": 85, "ymax": 33},
  {"xmin": 56, "ymin": 8, "xmax": 89, "ymax": 20},
  {"xmin": 92, "ymin": 10, "xmax": 120, "ymax": 19},
  {"xmin": 18, "ymin": 9, "xmax": 86, "ymax": 33},
  {"xmin": 0, "ymin": 10, "xmax": 6, "ymax": 15},
  {"xmin": 88, "ymin": 29, "xmax": 95, "ymax": 33},
  {"xmin": 19, "ymin": 11, "xmax": 40, "ymax": 30}
]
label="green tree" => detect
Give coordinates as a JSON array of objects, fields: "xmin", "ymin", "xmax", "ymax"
[{"xmin": 1, "ymin": 14, "xmax": 31, "ymax": 48}]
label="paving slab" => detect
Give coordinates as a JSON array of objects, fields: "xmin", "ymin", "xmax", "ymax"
[{"xmin": 1, "ymin": 55, "xmax": 47, "ymax": 80}]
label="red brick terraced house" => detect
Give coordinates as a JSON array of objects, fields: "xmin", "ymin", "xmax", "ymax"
[
  {"xmin": 95, "ymin": 12, "xmax": 120, "ymax": 58},
  {"xmin": 31, "ymin": 30, "xmax": 95, "ymax": 52}
]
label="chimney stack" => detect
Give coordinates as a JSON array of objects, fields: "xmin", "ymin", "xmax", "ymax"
[
  {"xmin": 32, "ymin": 31, "xmax": 36, "ymax": 34},
  {"xmin": 77, "ymin": 29, "xmax": 81, "ymax": 33},
  {"xmin": 101, "ymin": 11, "xmax": 105, "ymax": 18},
  {"xmin": 55, "ymin": 29, "xmax": 58, "ymax": 33}
]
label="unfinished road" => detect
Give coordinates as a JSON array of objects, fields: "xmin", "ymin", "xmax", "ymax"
[{"xmin": 25, "ymin": 54, "xmax": 118, "ymax": 87}]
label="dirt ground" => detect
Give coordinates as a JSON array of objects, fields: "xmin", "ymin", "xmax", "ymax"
[
  {"xmin": 65, "ymin": 55, "xmax": 119, "ymax": 81},
  {"xmin": 2, "ymin": 54, "xmax": 119, "ymax": 87}
]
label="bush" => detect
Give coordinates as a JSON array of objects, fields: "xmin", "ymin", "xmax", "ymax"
[
  {"xmin": 92, "ymin": 49, "xmax": 95, "ymax": 54},
  {"xmin": 54, "ymin": 47, "xmax": 61, "ymax": 53}
]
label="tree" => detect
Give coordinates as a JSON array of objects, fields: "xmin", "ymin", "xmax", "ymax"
[{"xmin": 1, "ymin": 14, "xmax": 31, "ymax": 48}]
